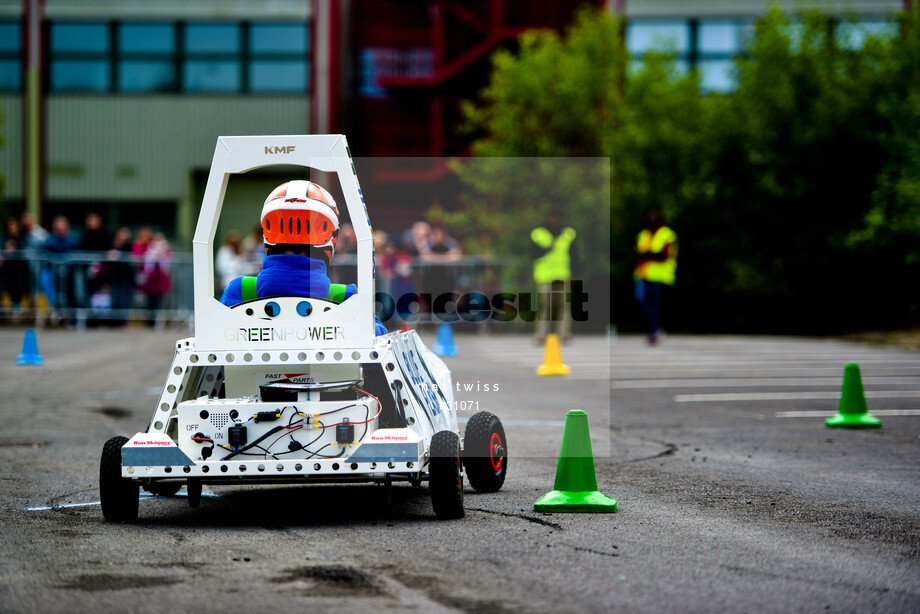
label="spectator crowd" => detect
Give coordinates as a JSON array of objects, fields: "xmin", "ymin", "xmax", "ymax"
[
  {"xmin": 0, "ymin": 212, "xmax": 174, "ymax": 328},
  {"xmin": 1, "ymin": 211, "xmax": 517, "ymax": 331},
  {"xmin": 214, "ymin": 219, "xmax": 468, "ymax": 324}
]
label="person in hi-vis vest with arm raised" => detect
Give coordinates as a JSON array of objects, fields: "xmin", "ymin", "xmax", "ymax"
[
  {"xmin": 531, "ymin": 210, "xmax": 577, "ymax": 345},
  {"xmin": 634, "ymin": 209, "xmax": 677, "ymax": 346}
]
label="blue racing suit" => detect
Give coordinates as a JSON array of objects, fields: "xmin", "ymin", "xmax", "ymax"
[{"xmin": 220, "ymin": 254, "xmax": 387, "ymax": 336}]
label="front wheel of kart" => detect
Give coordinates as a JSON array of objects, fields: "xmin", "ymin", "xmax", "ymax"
[
  {"xmin": 429, "ymin": 431, "xmax": 464, "ymax": 519},
  {"xmin": 463, "ymin": 411, "xmax": 507, "ymax": 493},
  {"xmin": 100, "ymin": 436, "xmax": 139, "ymax": 523}
]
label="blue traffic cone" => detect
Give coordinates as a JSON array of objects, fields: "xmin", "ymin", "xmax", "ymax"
[
  {"xmin": 432, "ymin": 321, "xmax": 458, "ymax": 357},
  {"xmin": 16, "ymin": 328, "xmax": 45, "ymax": 366}
]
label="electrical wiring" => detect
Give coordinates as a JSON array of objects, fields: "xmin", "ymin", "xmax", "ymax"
[
  {"xmin": 265, "ymin": 406, "xmax": 328, "ymax": 458},
  {"xmin": 265, "ymin": 425, "xmax": 303, "ymax": 457},
  {"xmin": 217, "ymin": 443, "xmax": 277, "ymax": 458},
  {"xmin": 220, "ymin": 389, "xmax": 383, "ymax": 461},
  {"xmin": 302, "ymin": 442, "xmax": 345, "ymax": 459},
  {"xmin": 322, "ymin": 388, "xmax": 382, "ymax": 428},
  {"xmin": 263, "ymin": 423, "xmax": 328, "ymax": 459},
  {"xmin": 220, "ymin": 425, "xmax": 285, "ymax": 461},
  {"xmin": 191, "ymin": 434, "xmax": 216, "ymax": 459}
]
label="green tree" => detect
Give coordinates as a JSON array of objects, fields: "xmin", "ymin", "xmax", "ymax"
[
  {"xmin": 457, "ymin": 7, "xmax": 706, "ymax": 324},
  {"xmin": 461, "ymin": 8, "xmax": 620, "ymax": 158},
  {"xmin": 846, "ymin": 6, "xmax": 920, "ymax": 324},
  {"xmin": 459, "ymin": 3, "xmax": 920, "ymax": 333},
  {"xmin": 454, "ymin": 8, "xmax": 619, "ymax": 287},
  {"xmin": 683, "ymin": 6, "xmax": 917, "ymax": 332}
]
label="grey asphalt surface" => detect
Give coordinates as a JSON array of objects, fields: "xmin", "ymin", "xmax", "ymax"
[{"xmin": 1, "ymin": 327, "xmax": 918, "ymax": 613}]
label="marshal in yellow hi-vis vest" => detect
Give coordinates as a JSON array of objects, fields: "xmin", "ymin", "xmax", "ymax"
[
  {"xmin": 532, "ymin": 226, "xmax": 576, "ymax": 284},
  {"xmin": 635, "ymin": 226, "xmax": 678, "ymax": 286}
]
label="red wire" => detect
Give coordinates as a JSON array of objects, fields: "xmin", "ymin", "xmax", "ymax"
[
  {"xmin": 322, "ymin": 388, "xmax": 382, "ymax": 427},
  {"xmin": 264, "ymin": 424, "xmax": 304, "ymax": 458}
]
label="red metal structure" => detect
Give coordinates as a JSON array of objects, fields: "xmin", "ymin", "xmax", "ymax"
[{"xmin": 346, "ymin": 0, "xmax": 601, "ymax": 227}]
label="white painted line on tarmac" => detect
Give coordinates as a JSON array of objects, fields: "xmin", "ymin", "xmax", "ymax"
[
  {"xmin": 24, "ymin": 491, "xmax": 220, "ymax": 511},
  {"xmin": 608, "ymin": 359, "xmax": 920, "ymax": 367},
  {"xmin": 458, "ymin": 417, "xmax": 567, "ymax": 426},
  {"xmin": 676, "ymin": 391, "xmax": 920, "ymax": 402},
  {"xmin": 101, "ymin": 386, "xmax": 162, "ymax": 399},
  {"xmin": 25, "ymin": 500, "xmax": 113, "ymax": 511},
  {"xmin": 775, "ymin": 409, "xmax": 920, "ymax": 418},
  {"xmin": 489, "ymin": 357, "xmax": 613, "ymax": 366},
  {"xmin": 609, "ymin": 367, "xmax": 920, "ymax": 375},
  {"xmin": 614, "ymin": 377, "xmax": 920, "ymax": 389}
]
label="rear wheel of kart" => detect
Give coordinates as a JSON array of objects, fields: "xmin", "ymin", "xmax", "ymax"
[
  {"xmin": 187, "ymin": 478, "xmax": 202, "ymax": 508},
  {"xmin": 99, "ymin": 436, "xmax": 139, "ymax": 523},
  {"xmin": 429, "ymin": 431, "xmax": 464, "ymax": 519},
  {"xmin": 145, "ymin": 481, "xmax": 182, "ymax": 497},
  {"xmin": 463, "ymin": 411, "xmax": 507, "ymax": 493}
]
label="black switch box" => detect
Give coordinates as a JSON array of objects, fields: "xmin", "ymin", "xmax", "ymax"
[
  {"xmin": 228, "ymin": 424, "xmax": 247, "ymax": 446},
  {"xmin": 336, "ymin": 423, "xmax": 354, "ymax": 444}
]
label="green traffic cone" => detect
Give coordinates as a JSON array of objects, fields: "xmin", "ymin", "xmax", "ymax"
[
  {"xmin": 534, "ymin": 410, "xmax": 617, "ymax": 513},
  {"xmin": 825, "ymin": 363, "xmax": 881, "ymax": 428}
]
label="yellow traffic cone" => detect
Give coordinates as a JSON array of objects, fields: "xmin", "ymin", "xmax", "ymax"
[{"xmin": 537, "ymin": 333, "xmax": 570, "ymax": 376}]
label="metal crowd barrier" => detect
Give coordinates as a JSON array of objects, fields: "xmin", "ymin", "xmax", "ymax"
[
  {"xmin": 0, "ymin": 250, "xmax": 195, "ymax": 330},
  {"xmin": 0, "ymin": 251, "xmax": 524, "ymax": 330}
]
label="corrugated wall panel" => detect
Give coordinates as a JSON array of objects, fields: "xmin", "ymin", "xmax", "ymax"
[
  {"xmin": 46, "ymin": 96, "xmax": 309, "ymax": 201},
  {"xmin": 0, "ymin": 95, "xmax": 23, "ymax": 200}
]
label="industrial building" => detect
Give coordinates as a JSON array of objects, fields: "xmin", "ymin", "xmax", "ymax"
[{"xmin": 0, "ymin": 0, "xmax": 905, "ymax": 244}]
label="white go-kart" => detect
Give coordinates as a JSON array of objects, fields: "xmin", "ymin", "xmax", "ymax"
[{"xmin": 99, "ymin": 135, "xmax": 507, "ymax": 521}]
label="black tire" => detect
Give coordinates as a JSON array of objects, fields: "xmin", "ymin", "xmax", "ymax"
[
  {"xmin": 144, "ymin": 481, "xmax": 182, "ymax": 497},
  {"xmin": 186, "ymin": 478, "xmax": 202, "ymax": 508},
  {"xmin": 99, "ymin": 436, "xmax": 139, "ymax": 523},
  {"xmin": 463, "ymin": 412, "xmax": 507, "ymax": 493},
  {"xmin": 429, "ymin": 430, "xmax": 464, "ymax": 519}
]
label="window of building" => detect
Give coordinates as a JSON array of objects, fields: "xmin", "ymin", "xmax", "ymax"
[
  {"xmin": 697, "ymin": 20, "xmax": 750, "ymax": 93},
  {"xmin": 627, "ymin": 20, "xmax": 691, "ymax": 56},
  {"xmin": 250, "ymin": 24, "xmax": 307, "ymax": 54},
  {"xmin": 626, "ymin": 20, "xmax": 692, "ymax": 82},
  {"xmin": 183, "ymin": 23, "xmax": 241, "ymax": 92},
  {"xmin": 356, "ymin": 47, "xmax": 434, "ymax": 97},
  {"xmin": 49, "ymin": 22, "xmax": 111, "ymax": 91},
  {"xmin": 836, "ymin": 19, "xmax": 898, "ymax": 50},
  {"xmin": 248, "ymin": 23, "xmax": 309, "ymax": 92},
  {"xmin": 699, "ymin": 21, "xmax": 742, "ymax": 54},
  {"xmin": 698, "ymin": 59, "xmax": 735, "ymax": 92},
  {"xmin": 0, "ymin": 21, "xmax": 21, "ymax": 91},
  {"xmin": 627, "ymin": 19, "xmax": 752, "ymax": 93},
  {"xmin": 47, "ymin": 20, "xmax": 309, "ymax": 94},
  {"xmin": 117, "ymin": 23, "xmax": 176, "ymax": 92}
]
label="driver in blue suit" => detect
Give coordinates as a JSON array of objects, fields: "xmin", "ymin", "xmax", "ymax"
[{"xmin": 219, "ymin": 179, "xmax": 387, "ymax": 336}]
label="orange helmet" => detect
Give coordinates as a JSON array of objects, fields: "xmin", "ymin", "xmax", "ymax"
[{"xmin": 261, "ymin": 180, "xmax": 339, "ymax": 264}]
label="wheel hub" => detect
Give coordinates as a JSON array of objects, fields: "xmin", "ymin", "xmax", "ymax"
[{"xmin": 489, "ymin": 432, "xmax": 504, "ymax": 471}]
